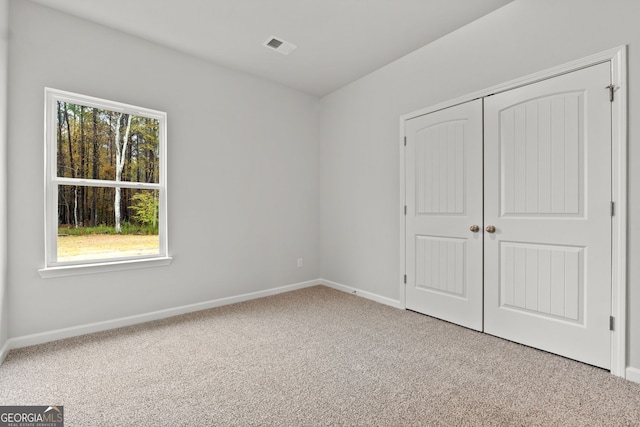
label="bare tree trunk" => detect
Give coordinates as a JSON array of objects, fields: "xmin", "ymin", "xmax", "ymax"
[
  {"xmin": 124, "ymin": 136, "xmax": 133, "ymax": 223},
  {"xmin": 108, "ymin": 113, "xmax": 114, "ymax": 167},
  {"xmin": 56, "ymin": 102, "xmax": 64, "ymax": 177},
  {"xmin": 56, "ymin": 102, "xmax": 66, "ymax": 225},
  {"xmin": 91, "ymin": 108, "xmax": 99, "ymax": 226},
  {"xmin": 135, "ymin": 132, "xmax": 141, "ymax": 183},
  {"xmin": 62, "ymin": 191, "xmax": 70, "ymax": 228},
  {"xmin": 79, "ymin": 106, "xmax": 85, "ymax": 226},
  {"xmin": 114, "ymin": 113, "xmax": 132, "ymax": 234},
  {"xmin": 73, "ymin": 187, "xmax": 78, "ymax": 230},
  {"xmin": 63, "ymin": 103, "xmax": 79, "ymax": 228}
]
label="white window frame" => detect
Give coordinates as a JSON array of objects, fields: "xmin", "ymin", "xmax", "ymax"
[{"xmin": 39, "ymin": 88, "xmax": 171, "ymax": 278}]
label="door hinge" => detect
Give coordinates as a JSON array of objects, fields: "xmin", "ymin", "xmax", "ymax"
[
  {"xmin": 611, "ymin": 201, "xmax": 615, "ymax": 216},
  {"xmin": 404, "ymin": 136, "xmax": 407, "ymax": 146},
  {"xmin": 606, "ymin": 84, "xmax": 616, "ymax": 102},
  {"xmin": 404, "ymin": 205, "xmax": 407, "ymax": 215},
  {"xmin": 404, "ymin": 274, "xmax": 407, "ymax": 284},
  {"xmin": 610, "ymin": 316, "xmax": 615, "ymax": 331}
]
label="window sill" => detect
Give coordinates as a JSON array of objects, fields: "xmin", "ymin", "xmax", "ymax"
[{"xmin": 38, "ymin": 256, "xmax": 173, "ymax": 278}]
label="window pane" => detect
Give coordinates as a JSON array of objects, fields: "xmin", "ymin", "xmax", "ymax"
[
  {"xmin": 56, "ymin": 101, "xmax": 160, "ymax": 183},
  {"xmin": 57, "ymin": 186, "xmax": 160, "ymax": 262}
]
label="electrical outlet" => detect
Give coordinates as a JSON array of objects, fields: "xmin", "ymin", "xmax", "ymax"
[{"xmin": 297, "ymin": 258, "xmax": 303, "ymax": 268}]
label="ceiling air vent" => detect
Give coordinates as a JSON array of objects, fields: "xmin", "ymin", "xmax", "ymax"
[{"xmin": 263, "ymin": 36, "xmax": 297, "ymax": 55}]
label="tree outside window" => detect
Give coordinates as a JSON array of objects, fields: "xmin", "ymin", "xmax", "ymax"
[{"xmin": 43, "ymin": 88, "xmax": 168, "ymax": 268}]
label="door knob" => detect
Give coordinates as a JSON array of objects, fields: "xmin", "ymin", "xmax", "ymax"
[
  {"xmin": 486, "ymin": 225, "xmax": 496, "ymax": 233},
  {"xmin": 469, "ymin": 225, "xmax": 480, "ymax": 232}
]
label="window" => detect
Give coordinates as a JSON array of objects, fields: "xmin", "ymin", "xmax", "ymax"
[{"xmin": 40, "ymin": 88, "xmax": 170, "ymax": 277}]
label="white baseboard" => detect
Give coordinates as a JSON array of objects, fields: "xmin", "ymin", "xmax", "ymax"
[
  {"xmin": 0, "ymin": 338, "xmax": 9, "ymax": 365},
  {"xmin": 7, "ymin": 279, "xmax": 320, "ymax": 351},
  {"xmin": 2, "ymin": 279, "xmax": 402, "ymax": 357},
  {"xmin": 625, "ymin": 367, "xmax": 640, "ymax": 384},
  {"xmin": 319, "ymin": 278, "xmax": 403, "ymax": 309}
]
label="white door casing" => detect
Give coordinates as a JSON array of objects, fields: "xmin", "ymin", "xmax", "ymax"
[
  {"xmin": 483, "ymin": 62, "xmax": 612, "ymax": 369},
  {"xmin": 405, "ymin": 99, "xmax": 483, "ymax": 331}
]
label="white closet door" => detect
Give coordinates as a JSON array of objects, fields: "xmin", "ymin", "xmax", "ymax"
[
  {"xmin": 405, "ymin": 99, "xmax": 483, "ymax": 331},
  {"xmin": 484, "ymin": 62, "xmax": 612, "ymax": 368}
]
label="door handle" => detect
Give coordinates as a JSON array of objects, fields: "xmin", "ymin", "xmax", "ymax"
[
  {"xmin": 469, "ymin": 225, "xmax": 480, "ymax": 232},
  {"xmin": 486, "ymin": 225, "xmax": 496, "ymax": 233}
]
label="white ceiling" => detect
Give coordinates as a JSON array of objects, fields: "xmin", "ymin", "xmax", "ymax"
[{"xmin": 30, "ymin": 0, "xmax": 513, "ymax": 97}]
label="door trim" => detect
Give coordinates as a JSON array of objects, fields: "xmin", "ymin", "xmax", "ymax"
[{"xmin": 399, "ymin": 46, "xmax": 627, "ymax": 378}]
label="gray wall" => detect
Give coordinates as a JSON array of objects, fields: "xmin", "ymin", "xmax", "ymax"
[
  {"xmin": 319, "ymin": 0, "xmax": 640, "ymax": 372},
  {"xmin": 7, "ymin": 1, "xmax": 320, "ymax": 338},
  {"xmin": 0, "ymin": 0, "xmax": 7, "ymax": 354}
]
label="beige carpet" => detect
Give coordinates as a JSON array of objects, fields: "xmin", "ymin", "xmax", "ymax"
[{"xmin": 1, "ymin": 285, "xmax": 639, "ymax": 426}]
